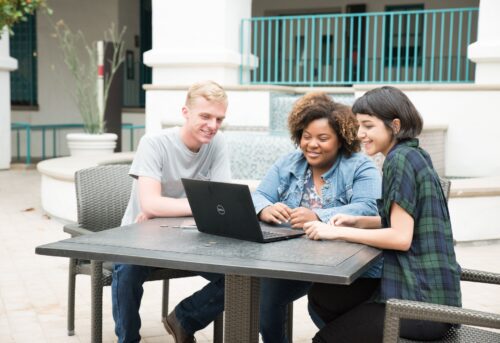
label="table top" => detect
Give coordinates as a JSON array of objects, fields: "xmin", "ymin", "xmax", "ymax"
[{"xmin": 36, "ymin": 217, "xmax": 381, "ymax": 285}]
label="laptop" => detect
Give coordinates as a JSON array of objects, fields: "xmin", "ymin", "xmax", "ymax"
[{"xmin": 181, "ymin": 178, "xmax": 305, "ymax": 243}]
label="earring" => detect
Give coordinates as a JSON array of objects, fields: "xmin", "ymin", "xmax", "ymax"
[{"xmin": 391, "ymin": 124, "xmax": 399, "ymax": 135}]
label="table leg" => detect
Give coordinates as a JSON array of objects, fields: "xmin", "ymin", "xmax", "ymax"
[
  {"xmin": 213, "ymin": 312, "xmax": 223, "ymax": 343},
  {"xmin": 224, "ymin": 275, "xmax": 260, "ymax": 343},
  {"xmin": 90, "ymin": 260, "xmax": 103, "ymax": 343}
]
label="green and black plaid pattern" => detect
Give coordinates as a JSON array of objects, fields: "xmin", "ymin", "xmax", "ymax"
[{"xmin": 375, "ymin": 139, "xmax": 461, "ymax": 307}]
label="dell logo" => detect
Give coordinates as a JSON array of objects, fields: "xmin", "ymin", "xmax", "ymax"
[{"xmin": 216, "ymin": 204, "xmax": 226, "ymax": 215}]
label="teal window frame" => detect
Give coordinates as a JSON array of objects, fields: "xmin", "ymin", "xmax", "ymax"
[
  {"xmin": 384, "ymin": 4, "xmax": 424, "ymax": 67},
  {"xmin": 10, "ymin": 13, "xmax": 38, "ymax": 107}
]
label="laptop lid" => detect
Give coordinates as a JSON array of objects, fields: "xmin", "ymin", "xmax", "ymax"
[{"xmin": 181, "ymin": 178, "xmax": 304, "ymax": 243}]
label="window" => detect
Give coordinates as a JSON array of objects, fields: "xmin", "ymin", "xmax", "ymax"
[
  {"xmin": 384, "ymin": 4, "xmax": 424, "ymax": 67},
  {"xmin": 10, "ymin": 13, "xmax": 38, "ymax": 107}
]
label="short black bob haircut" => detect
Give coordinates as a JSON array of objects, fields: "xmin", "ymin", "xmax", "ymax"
[{"xmin": 352, "ymin": 86, "xmax": 423, "ymax": 140}]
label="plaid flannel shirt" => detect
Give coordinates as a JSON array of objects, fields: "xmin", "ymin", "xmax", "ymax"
[{"xmin": 375, "ymin": 139, "xmax": 461, "ymax": 307}]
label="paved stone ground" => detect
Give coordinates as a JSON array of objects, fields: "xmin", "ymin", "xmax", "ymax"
[{"xmin": 0, "ymin": 168, "xmax": 499, "ymax": 342}]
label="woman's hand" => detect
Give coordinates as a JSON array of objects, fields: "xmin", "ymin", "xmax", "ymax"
[
  {"xmin": 135, "ymin": 211, "xmax": 151, "ymax": 223},
  {"xmin": 303, "ymin": 221, "xmax": 339, "ymax": 240},
  {"xmin": 328, "ymin": 213, "xmax": 358, "ymax": 227},
  {"xmin": 290, "ymin": 207, "xmax": 319, "ymax": 229},
  {"xmin": 259, "ymin": 202, "xmax": 292, "ymax": 224}
]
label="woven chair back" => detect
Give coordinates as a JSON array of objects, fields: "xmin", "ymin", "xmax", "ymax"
[
  {"xmin": 75, "ymin": 164, "xmax": 132, "ymax": 231},
  {"xmin": 439, "ymin": 177, "xmax": 451, "ymax": 202}
]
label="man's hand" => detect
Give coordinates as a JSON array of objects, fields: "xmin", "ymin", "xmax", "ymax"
[
  {"xmin": 303, "ymin": 221, "xmax": 339, "ymax": 240},
  {"xmin": 259, "ymin": 202, "xmax": 292, "ymax": 224},
  {"xmin": 135, "ymin": 212, "xmax": 151, "ymax": 223},
  {"xmin": 290, "ymin": 207, "xmax": 319, "ymax": 229}
]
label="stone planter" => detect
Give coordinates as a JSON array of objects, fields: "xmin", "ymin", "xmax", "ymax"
[
  {"xmin": 36, "ymin": 152, "xmax": 135, "ymax": 221},
  {"xmin": 66, "ymin": 132, "xmax": 118, "ymax": 156}
]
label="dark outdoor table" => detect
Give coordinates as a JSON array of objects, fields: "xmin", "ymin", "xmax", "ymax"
[{"xmin": 36, "ymin": 217, "xmax": 381, "ymax": 343}]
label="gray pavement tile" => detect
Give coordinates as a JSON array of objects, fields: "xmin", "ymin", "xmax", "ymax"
[{"xmin": 0, "ymin": 168, "xmax": 499, "ymax": 342}]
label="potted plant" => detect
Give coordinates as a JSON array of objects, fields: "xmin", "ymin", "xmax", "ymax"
[{"xmin": 54, "ymin": 20, "xmax": 126, "ymax": 156}]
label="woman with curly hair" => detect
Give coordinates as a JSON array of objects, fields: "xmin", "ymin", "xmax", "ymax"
[{"xmin": 252, "ymin": 92, "xmax": 382, "ymax": 343}]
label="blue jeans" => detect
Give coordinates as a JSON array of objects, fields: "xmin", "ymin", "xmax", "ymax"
[
  {"xmin": 112, "ymin": 264, "xmax": 224, "ymax": 343},
  {"xmin": 174, "ymin": 271, "xmax": 224, "ymax": 334},
  {"xmin": 259, "ymin": 278, "xmax": 313, "ymax": 343}
]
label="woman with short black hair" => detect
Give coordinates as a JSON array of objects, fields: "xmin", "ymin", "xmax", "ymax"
[{"xmin": 304, "ymin": 86, "xmax": 461, "ymax": 342}]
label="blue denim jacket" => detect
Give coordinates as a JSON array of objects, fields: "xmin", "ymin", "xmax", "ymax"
[
  {"xmin": 252, "ymin": 150, "xmax": 383, "ymax": 278},
  {"xmin": 253, "ymin": 150, "xmax": 381, "ymax": 222}
]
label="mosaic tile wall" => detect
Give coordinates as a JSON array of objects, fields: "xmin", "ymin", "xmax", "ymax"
[
  {"xmin": 269, "ymin": 93, "xmax": 355, "ymax": 134},
  {"xmin": 225, "ymin": 131, "xmax": 296, "ymax": 180}
]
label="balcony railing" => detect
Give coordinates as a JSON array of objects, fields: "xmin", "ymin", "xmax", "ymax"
[{"xmin": 240, "ymin": 8, "xmax": 479, "ymax": 86}]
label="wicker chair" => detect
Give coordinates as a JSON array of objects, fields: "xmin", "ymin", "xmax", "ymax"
[
  {"xmin": 63, "ymin": 164, "xmax": 223, "ymax": 342},
  {"xmin": 383, "ymin": 178, "xmax": 500, "ymax": 342}
]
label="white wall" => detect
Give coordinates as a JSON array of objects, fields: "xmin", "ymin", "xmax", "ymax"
[
  {"xmin": 468, "ymin": 0, "xmax": 500, "ymax": 84},
  {"xmin": 144, "ymin": 0, "xmax": 255, "ymax": 86},
  {"xmin": 144, "ymin": 86, "xmax": 272, "ymax": 133},
  {"xmin": 355, "ymin": 84, "xmax": 500, "ymax": 178},
  {"xmin": 406, "ymin": 88, "xmax": 500, "ymax": 178},
  {"xmin": 1, "ymin": 29, "xmax": 18, "ymax": 169},
  {"xmin": 11, "ymin": 0, "xmax": 141, "ymax": 159},
  {"xmin": 450, "ymin": 196, "xmax": 500, "ymax": 241}
]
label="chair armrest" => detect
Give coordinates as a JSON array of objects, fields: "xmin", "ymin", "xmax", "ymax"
[
  {"xmin": 63, "ymin": 223, "xmax": 93, "ymax": 237},
  {"xmin": 461, "ymin": 268, "xmax": 500, "ymax": 285},
  {"xmin": 383, "ymin": 299, "xmax": 500, "ymax": 343}
]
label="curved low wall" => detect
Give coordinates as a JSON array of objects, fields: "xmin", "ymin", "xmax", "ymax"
[
  {"xmin": 449, "ymin": 176, "xmax": 500, "ymax": 242},
  {"xmin": 36, "ymin": 151, "xmax": 500, "ymax": 243},
  {"xmin": 36, "ymin": 151, "xmax": 259, "ymax": 223},
  {"xmin": 37, "ymin": 153, "xmax": 135, "ymax": 222}
]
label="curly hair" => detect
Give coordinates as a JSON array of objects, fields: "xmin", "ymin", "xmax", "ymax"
[{"xmin": 288, "ymin": 92, "xmax": 360, "ymax": 157}]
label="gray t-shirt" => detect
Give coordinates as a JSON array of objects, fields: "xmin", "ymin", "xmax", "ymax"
[{"xmin": 121, "ymin": 127, "xmax": 231, "ymax": 225}]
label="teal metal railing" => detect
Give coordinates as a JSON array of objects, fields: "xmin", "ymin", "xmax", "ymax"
[
  {"xmin": 11, "ymin": 122, "xmax": 145, "ymax": 165},
  {"xmin": 240, "ymin": 8, "xmax": 478, "ymax": 86}
]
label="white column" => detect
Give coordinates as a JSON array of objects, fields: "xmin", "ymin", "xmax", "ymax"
[
  {"xmin": 468, "ymin": 0, "xmax": 500, "ymax": 84},
  {"xmin": 0, "ymin": 28, "xmax": 18, "ymax": 169},
  {"xmin": 143, "ymin": 0, "xmax": 257, "ymax": 133},
  {"xmin": 145, "ymin": 0, "xmax": 256, "ymax": 86}
]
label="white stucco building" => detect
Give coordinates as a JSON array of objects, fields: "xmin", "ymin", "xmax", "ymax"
[
  {"xmin": 2, "ymin": 0, "xmax": 500, "ymax": 240},
  {"xmin": 3, "ymin": 0, "xmax": 500, "ymax": 177}
]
